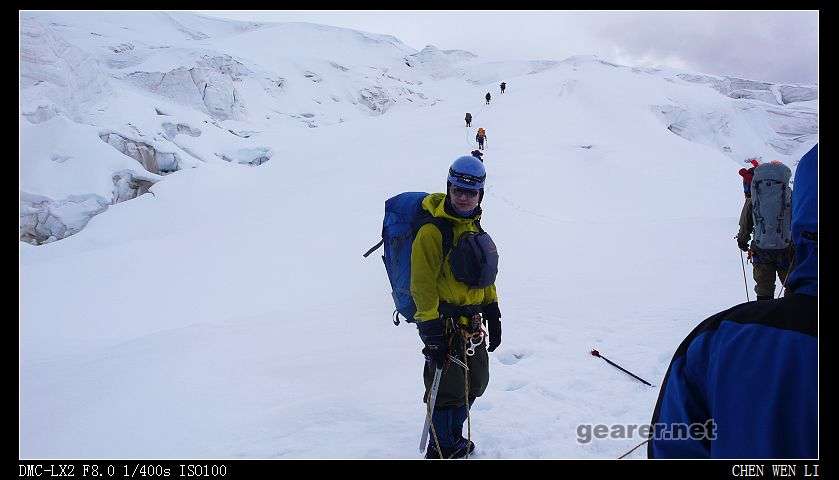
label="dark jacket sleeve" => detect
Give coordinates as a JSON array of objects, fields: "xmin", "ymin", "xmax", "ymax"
[{"xmin": 737, "ymin": 197, "xmax": 753, "ymax": 244}]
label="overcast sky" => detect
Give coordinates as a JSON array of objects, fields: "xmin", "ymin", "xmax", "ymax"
[{"xmin": 197, "ymin": 10, "xmax": 818, "ymax": 85}]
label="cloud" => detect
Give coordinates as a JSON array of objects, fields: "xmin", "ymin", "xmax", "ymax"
[
  {"xmin": 594, "ymin": 11, "xmax": 818, "ymax": 84},
  {"xmin": 196, "ymin": 11, "xmax": 818, "ymax": 84}
]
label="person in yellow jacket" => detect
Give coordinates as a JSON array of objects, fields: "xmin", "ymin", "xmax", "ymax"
[{"xmin": 412, "ymin": 155, "xmax": 502, "ymax": 459}]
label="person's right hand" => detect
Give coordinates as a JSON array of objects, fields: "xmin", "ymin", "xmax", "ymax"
[
  {"xmin": 421, "ymin": 343, "xmax": 447, "ymax": 368},
  {"xmin": 738, "ymin": 239, "xmax": 750, "ymax": 252}
]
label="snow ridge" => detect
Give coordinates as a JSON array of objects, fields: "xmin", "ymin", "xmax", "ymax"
[{"xmin": 20, "ymin": 12, "xmax": 817, "ymax": 246}]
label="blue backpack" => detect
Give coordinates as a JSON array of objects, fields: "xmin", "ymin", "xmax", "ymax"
[{"xmin": 363, "ymin": 192, "xmax": 453, "ymax": 325}]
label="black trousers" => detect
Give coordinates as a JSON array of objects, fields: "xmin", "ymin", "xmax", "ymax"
[{"xmin": 423, "ymin": 332, "xmax": 489, "ymax": 409}]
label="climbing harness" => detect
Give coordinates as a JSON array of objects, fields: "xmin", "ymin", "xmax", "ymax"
[
  {"xmin": 464, "ymin": 329, "xmax": 485, "ymax": 357},
  {"xmin": 455, "ymin": 314, "xmax": 486, "ymax": 357}
]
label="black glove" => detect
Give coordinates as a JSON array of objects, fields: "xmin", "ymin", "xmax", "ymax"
[
  {"xmin": 416, "ymin": 318, "xmax": 447, "ymax": 368},
  {"xmin": 737, "ymin": 239, "xmax": 750, "ymax": 252},
  {"xmin": 483, "ymin": 302, "xmax": 502, "ymax": 352}
]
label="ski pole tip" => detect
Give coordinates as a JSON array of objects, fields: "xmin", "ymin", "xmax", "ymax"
[{"xmin": 590, "ymin": 349, "xmax": 600, "ymax": 357}]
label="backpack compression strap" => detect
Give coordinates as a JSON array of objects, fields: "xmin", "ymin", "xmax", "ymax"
[
  {"xmin": 414, "ymin": 214, "xmax": 454, "ymax": 258},
  {"xmin": 361, "ymin": 216, "xmax": 454, "ymax": 258}
]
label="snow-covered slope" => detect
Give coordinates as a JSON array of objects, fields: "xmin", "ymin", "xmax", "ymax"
[{"xmin": 19, "ymin": 12, "xmax": 817, "ymax": 459}]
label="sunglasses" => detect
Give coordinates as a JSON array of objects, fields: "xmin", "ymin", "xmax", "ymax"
[{"xmin": 451, "ymin": 186, "xmax": 480, "ymax": 198}]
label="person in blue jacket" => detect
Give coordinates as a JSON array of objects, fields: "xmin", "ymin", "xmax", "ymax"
[{"xmin": 648, "ymin": 144, "xmax": 818, "ymax": 459}]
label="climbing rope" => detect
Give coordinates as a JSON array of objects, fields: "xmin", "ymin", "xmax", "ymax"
[
  {"xmin": 618, "ymin": 439, "xmax": 650, "ymax": 459},
  {"xmin": 459, "ymin": 315, "xmax": 485, "ymax": 459},
  {"xmin": 463, "ymin": 334, "xmax": 471, "ymax": 459},
  {"xmin": 465, "ymin": 124, "xmax": 475, "ymax": 150},
  {"xmin": 777, "ymin": 246, "xmax": 797, "ymax": 298},
  {"xmin": 428, "ymin": 401, "xmax": 443, "ymax": 459}
]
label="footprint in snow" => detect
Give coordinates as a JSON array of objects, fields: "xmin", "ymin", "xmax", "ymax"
[
  {"xmin": 535, "ymin": 386, "xmax": 565, "ymax": 401},
  {"xmin": 504, "ymin": 380, "xmax": 528, "ymax": 392},
  {"xmin": 497, "ymin": 350, "xmax": 530, "ymax": 365}
]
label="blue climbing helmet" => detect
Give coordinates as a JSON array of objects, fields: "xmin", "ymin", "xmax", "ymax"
[{"xmin": 448, "ymin": 155, "xmax": 486, "ymax": 190}]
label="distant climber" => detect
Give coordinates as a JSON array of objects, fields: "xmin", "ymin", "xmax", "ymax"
[
  {"xmin": 500, "ymin": 82, "xmax": 506, "ymax": 94},
  {"xmin": 470, "ymin": 149, "xmax": 484, "ymax": 162},
  {"xmin": 465, "ymin": 112, "xmax": 472, "ymax": 128},
  {"xmin": 738, "ymin": 158, "xmax": 761, "ymax": 198},
  {"xmin": 476, "ymin": 128, "xmax": 487, "ymax": 151},
  {"xmin": 485, "ymin": 92, "xmax": 491, "ymax": 105}
]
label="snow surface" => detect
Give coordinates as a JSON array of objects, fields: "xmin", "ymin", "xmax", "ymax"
[{"xmin": 19, "ymin": 12, "xmax": 818, "ymax": 459}]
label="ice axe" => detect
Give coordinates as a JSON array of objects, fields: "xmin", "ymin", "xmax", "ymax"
[{"xmin": 419, "ymin": 366, "xmax": 443, "ymax": 453}]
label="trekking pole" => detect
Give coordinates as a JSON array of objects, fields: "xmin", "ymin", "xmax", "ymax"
[
  {"xmin": 419, "ymin": 366, "xmax": 443, "ymax": 453},
  {"xmin": 739, "ymin": 248, "xmax": 750, "ymax": 302},
  {"xmin": 590, "ymin": 349, "xmax": 653, "ymax": 387}
]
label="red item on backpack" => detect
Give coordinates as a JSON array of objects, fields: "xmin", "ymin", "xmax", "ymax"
[{"xmin": 739, "ymin": 168, "xmax": 755, "ymax": 182}]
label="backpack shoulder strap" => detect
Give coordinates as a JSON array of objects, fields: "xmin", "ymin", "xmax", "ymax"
[{"xmin": 414, "ymin": 213, "xmax": 454, "ymax": 257}]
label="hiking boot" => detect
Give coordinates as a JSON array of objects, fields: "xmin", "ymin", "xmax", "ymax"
[
  {"xmin": 424, "ymin": 444, "xmax": 454, "ymax": 459},
  {"xmin": 449, "ymin": 440, "xmax": 476, "ymax": 459},
  {"xmin": 424, "ymin": 441, "xmax": 475, "ymax": 459}
]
